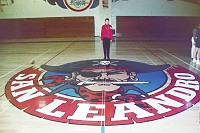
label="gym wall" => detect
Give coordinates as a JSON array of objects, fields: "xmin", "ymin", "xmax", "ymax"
[{"xmin": 0, "ymin": 0, "xmax": 199, "ymax": 40}]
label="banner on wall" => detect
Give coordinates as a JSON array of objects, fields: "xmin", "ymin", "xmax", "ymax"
[
  {"xmin": 181, "ymin": 0, "xmax": 200, "ymax": 5},
  {"xmin": 46, "ymin": 0, "xmax": 99, "ymax": 12},
  {"xmin": 0, "ymin": 0, "xmax": 14, "ymax": 6},
  {"xmin": 102, "ymin": 0, "xmax": 108, "ymax": 8}
]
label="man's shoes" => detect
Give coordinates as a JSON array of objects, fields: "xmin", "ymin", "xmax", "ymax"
[
  {"xmin": 103, "ymin": 57, "xmax": 110, "ymax": 61},
  {"xmin": 193, "ymin": 58, "xmax": 197, "ymax": 63},
  {"xmin": 196, "ymin": 60, "xmax": 200, "ymax": 65}
]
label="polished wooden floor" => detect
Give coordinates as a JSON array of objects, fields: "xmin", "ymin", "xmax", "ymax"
[{"xmin": 0, "ymin": 37, "xmax": 199, "ymax": 133}]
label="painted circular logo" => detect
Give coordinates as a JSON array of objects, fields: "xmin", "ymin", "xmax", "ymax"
[
  {"xmin": 64, "ymin": 0, "xmax": 93, "ymax": 12},
  {"xmin": 5, "ymin": 59, "xmax": 200, "ymax": 126}
]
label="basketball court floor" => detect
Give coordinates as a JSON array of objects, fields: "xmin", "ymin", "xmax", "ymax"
[{"xmin": 0, "ymin": 37, "xmax": 199, "ymax": 133}]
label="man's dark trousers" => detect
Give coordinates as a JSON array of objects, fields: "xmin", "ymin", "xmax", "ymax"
[{"xmin": 103, "ymin": 38, "xmax": 110, "ymax": 60}]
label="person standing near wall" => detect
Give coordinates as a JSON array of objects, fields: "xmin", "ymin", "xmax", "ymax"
[
  {"xmin": 100, "ymin": 18, "xmax": 113, "ymax": 61},
  {"xmin": 191, "ymin": 32, "xmax": 196, "ymax": 59},
  {"xmin": 192, "ymin": 23, "xmax": 200, "ymax": 64}
]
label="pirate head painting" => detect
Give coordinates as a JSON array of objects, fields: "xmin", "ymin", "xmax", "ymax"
[{"xmin": 41, "ymin": 59, "xmax": 170, "ymax": 102}]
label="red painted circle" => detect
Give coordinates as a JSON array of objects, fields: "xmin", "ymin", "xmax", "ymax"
[
  {"xmin": 4, "ymin": 60, "xmax": 200, "ymax": 126},
  {"xmin": 64, "ymin": 0, "xmax": 93, "ymax": 12}
]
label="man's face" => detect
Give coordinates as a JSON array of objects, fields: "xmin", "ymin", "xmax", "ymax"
[
  {"xmin": 105, "ymin": 20, "xmax": 109, "ymax": 25},
  {"xmin": 75, "ymin": 68, "xmax": 136, "ymax": 91}
]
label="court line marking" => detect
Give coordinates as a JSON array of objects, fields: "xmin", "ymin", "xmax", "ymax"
[
  {"xmin": 44, "ymin": 42, "xmax": 75, "ymax": 65},
  {"xmin": 160, "ymin": 48, "xmax": 200, "ymax": 72},
  {"xmin": 143, "ymin": 53, "xmax": 157, "ymax": 65},
  {"xmin": 139, "ymin": 42, "xmax": 167, "ymax": 64},
  {"xmin": 0, "ymin": 103, "xmax": 12, "ymax": 116},
  {"xmin": 134, "ymin": 42, "xmax": 199, "ymax": 73},
  {"xmin": 36, "ymin": 57, "xmax": 49, "ymax": 65},
  {"xmin": 0, "ymin": 39, "xmax": 95, "ymax": 44},
  {"xmin": 0, "ymin": 41, "xmax": 94, "ymax": 126},
  {"xmin": 0, "ymin": 49, "xmax": 52, "ymax": 101},
  {"xmin": 38, "ymin": 47, "xmax": 65, "ymax": 65},
  {"xmin": 0, "ymin": 84, "xmax": 6, "ymax": 98},
  {"xmin": 54, "ymin": 44, "xmax": 77, "ymax": 65},
  {"xmin": 0, "ymin": 93, "xmax": 4, "ymax": 98},
  {"xmin": 55, "ymin": 55, "xmax": 66, "ymax": 65},
  {"xmin": 141, "ymin": 43, "xmax": 176, "ymax": 65},
  {"xmin": 56, "ymin": 42, "xmax": 80, "ymax": 65},
  {"xmin": 130, "ymin": 42, "xmax": 156, "ymax": 64},
  {"xmin": 0, "ymin": 64, "xmax": 24, "ymax": 79},
  {"xmin": 29, "ymin": 49, "xmax": 52, "ymax": 63},
  {"xmin": 101, "ymin": 68, "xmax": 106, "ymax": 133},
  {"xmin": 0, "ymin": 49, "xmax": 52, "ymax": 80},
  {"xmin": 133, "ymin": 42, "xmax": 162, "ymax": 65},
  {"xmin": 159, "ymin": 53, "xmax": 176, "ymax": 65}
]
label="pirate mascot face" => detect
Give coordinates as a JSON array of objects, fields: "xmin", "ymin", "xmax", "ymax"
[
  {"xmin": 41, "ymin": 59, "xmax": 170, "ymax": 102},
  {"xmin": 75, "ymin": 67, "xmax": 136, "ymax": 92}
]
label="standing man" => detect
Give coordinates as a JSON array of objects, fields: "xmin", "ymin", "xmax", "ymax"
[
  {"xmin": 193, "ymin": 23, "xmax": 200, "ymax": 64},
  {"xmin": 100, "ymin": 18, "xmax": 113, "ymax": 61}
]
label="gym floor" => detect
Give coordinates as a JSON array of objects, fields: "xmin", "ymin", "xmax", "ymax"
[{"xmin": 0, "ymin": 37, "xmax": 199, "ymax": 133}]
